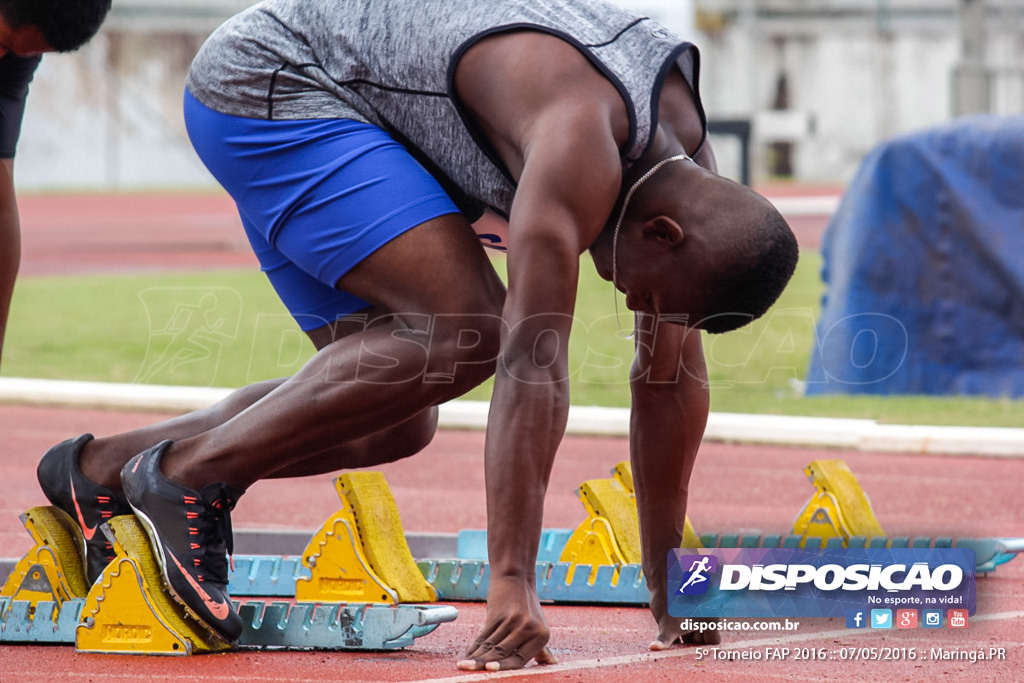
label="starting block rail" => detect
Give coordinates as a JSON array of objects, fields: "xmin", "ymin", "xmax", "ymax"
[
  {"xmin": 0, "ymin": 595, "xmax": 456, "ymax": 650},
  {"xmin": 237, "ymin": 601, "xmax": 456, "ymax": 650},
  {"xmin": 419, "ymin": 558, "xmax": 649, "ymax": 604},
  {"xmin": 5, "ymin": 460, "xmax": 1023, "ymax": 648}
]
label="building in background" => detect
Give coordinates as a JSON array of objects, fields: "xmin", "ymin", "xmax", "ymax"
[
  {"xmin": 15, "ymin": 0, "xmax": 1023, "ymax": 191},
  {"xmin": 694, "ymin": 0, "xmax": 1023, "ymax": 181}
]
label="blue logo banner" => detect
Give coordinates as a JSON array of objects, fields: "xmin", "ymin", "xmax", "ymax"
[{"xmin": 667, "ymin": 547, "xmax": 976, "ymax": 618}]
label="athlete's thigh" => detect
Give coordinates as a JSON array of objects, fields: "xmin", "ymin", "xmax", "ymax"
[
  {"xmin": 304, "ymin": 303, "xmax": 395, "ymax": 351},
  {"xmin": 187, "ymin": 92, "xmax": 504, "ymax": 330},
  {"xmin": 335, "ymin": 212, "xmax": 506, "ymax": 321}
]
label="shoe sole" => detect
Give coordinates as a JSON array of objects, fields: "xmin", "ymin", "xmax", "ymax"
[{"xmin": 126, "ymin": 500, "xmax": 234, "ymax": 645}]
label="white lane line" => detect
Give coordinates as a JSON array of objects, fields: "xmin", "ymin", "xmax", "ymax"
[{"xmin": 410, "ymin": 610, "xmax": 1024, "ymax": 681}]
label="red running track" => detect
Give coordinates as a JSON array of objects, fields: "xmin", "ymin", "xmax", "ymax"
[
  {"xmin": 3, "ymin": 193, "xmax": 1022, "ymax": 680},
  {"xmin": 1, "ymin": 404, "xmax": 1022, "ymax": 681}
]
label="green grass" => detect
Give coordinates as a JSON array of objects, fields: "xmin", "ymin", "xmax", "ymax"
[
  {"xmin": 3, "ymin": 271, "xmax": 301, "ymax": 387},
  {"xmin": 4, "ymin": 253, "xmax": 1023, "ymax": 427}
]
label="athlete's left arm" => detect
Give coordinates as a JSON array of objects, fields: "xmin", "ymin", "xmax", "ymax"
[
  {"xmin": 628, "ymin": 140, "xmax": 718, "ymax": 647},
  {"xmin": 629, "ymin": 313, "xmax": 709, "ymax": 645}
]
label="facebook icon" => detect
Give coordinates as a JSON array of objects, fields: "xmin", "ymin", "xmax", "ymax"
[{"xmin": 845, "ymin": 609, "xmax": 866, "ymax": 629}]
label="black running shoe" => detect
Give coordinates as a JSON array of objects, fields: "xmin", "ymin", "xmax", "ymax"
[
  {"xmin": 120, "ymin": 440, "xmax": 243, "ymax": 643},
  {"xmin": 37, "ymin": 433, "xmax": 132, "ymax": 585}
]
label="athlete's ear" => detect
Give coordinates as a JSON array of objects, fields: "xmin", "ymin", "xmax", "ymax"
[{"xmin": 642, "ymin": 216, "xmax": 683, "ymax": 246}]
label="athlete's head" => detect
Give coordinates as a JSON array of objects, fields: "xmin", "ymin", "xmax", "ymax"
[
  {"xmin": 0, "ymin": 0, "xmax": 111, "ymax": 55},
  {"xmin": 591, "ymin": 153, "xmax": 798, "ymax": 333}
]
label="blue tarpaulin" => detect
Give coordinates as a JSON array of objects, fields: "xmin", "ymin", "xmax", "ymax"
[{"xmin": 806, "ymin": 115, "xmax": 1024, "ymax": 397}]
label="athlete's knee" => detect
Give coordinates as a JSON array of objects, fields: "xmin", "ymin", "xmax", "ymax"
[
  {"xmin": 424, "ymin": 310, "xmax": 502, "ymax": 388},
  {"xmin": 376, "ymin": 407, "xmax": 438, "ymax": 464}
]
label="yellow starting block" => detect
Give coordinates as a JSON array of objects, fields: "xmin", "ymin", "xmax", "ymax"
[
  {"xmin": 791, "ymin": 459, "xmax": 886, "ymax": 546},
  {"xmin": 295, "ymin": 471, "xmax": 436, "ymax": 604},
  {"xmin": 75, "ymin": 515, "xmax": 230, "ymax": 655},
  {"xmin": 611, "ymin": 461, "xmax": 702, "ymax": 549},
  {"xmin": 559, "ymin": 461, "xmax": 702, "ymax": 583},
  {"xmin": 1, "ymin": 506, "xmax": 90, "ymax": 612},
  {"xmin": 559, "ymin": 478, "xmax": 634, "ymax": 584}
]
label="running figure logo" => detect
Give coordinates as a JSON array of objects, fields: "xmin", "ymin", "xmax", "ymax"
[{"xmin": 677, "ymin": 554, "xmax": 718, "ymax": 595}]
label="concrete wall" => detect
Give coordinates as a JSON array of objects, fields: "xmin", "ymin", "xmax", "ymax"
[
  {"xmin": 14, "ymin": 0, "xmax": 695, "ymax": 191},
  {"xmin": 695, "ymin": 0, "xmax": 1024, "ymax": 181},
  {"xmin": 14, "ymin": 0, "xmax": 1022, "ymax": 189},
  {"xmin": 19, "ymin": 30, "xmax": 210, "ymax": 190},
  {"xmin": 16, "ymin": 2, "xmax": 245, "ymax": 191}
]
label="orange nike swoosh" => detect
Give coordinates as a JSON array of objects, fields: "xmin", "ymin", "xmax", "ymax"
[
  {"xmin": 170, "ymin": 553, "xmax": 231, "ymax": 620},
  {"xmin": 70, "ymin": 478, "xmax": 98, "ymax": 541}
]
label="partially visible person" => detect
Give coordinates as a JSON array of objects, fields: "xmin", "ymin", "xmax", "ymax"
[{"xmin": 0, "ymin": 0, "xmax": 112, "ymax": 365}]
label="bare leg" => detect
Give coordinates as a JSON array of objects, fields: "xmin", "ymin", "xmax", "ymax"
[
  {"xmin": 154, "ymin": 213, "xmax": 505, "ymax": 491},
  {"xmin": 263, "ymin": 406, "xmax": 439, "ymax": 477},
  {"xmin": 78, "ymin": 282, "xmax": 469, "ymax": 489},
  {"xmin": 79, "ymin": 379, "xmax": 283, "ymax": 490}
]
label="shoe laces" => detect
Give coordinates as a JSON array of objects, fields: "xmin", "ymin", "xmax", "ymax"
[
  {"xmin": 186, "ymin": 486, "xmax": 240, "ymax": 585},
  {"xmin": 93, "ymin": 494, "xmax": 129, "ymax": 562}
]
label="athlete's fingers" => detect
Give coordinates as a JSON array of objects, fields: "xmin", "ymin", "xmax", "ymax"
[
  {"xmin": 459, "ymin": 619, "xmax": 516, "ymax": 666},
  {"xmin": 458, "ymin": 622, "xmax": 553, "ymax": 671},
  {"xmin": 480, "ymin": 635, "xmax": 554, "ymax": 671}
]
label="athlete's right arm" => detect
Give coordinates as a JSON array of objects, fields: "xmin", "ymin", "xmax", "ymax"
[
  {"xmin": 0, "ymin": 158, "xmax": 21, "ymax": 366},
  {"xmin": 460, "ymin": 99, "xmax": 623, "ymax": 672}
]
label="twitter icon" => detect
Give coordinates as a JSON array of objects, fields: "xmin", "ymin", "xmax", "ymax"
[{"xmin": 870, "ymin": 609, "xmax": 892, "ymax": 629}]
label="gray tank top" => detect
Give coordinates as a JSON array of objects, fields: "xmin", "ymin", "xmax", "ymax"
[{"xmin": 186, "ymin": 0, "xmax": 706, "ymax": 220}]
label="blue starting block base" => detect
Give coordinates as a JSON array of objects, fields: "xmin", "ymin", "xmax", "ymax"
[
  {"xmin": 218, "ymin": 530, "xmax": 1024, "ymax": 604},
  {"xmin": 0, "ymin": 596, "xmax": 456, "ymax": 650},
  {"xmin": 420, "ymin": 558, "xmax": 648, "ymax": 604},
  {"xmin": 3, "ymin": 534, "xmax": 1020, "ymax": 647},
  {"xmin": 0, "ymin": 596, "xmax": 84, "ymax": 643},
  {"xmin": 229, "ymin": 556, "xmax": 309, "ymax": 597}
]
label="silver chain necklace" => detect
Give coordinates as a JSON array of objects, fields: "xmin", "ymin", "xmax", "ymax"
[{"xmin": 610, "ymin": 153, "xmax": 692, "ymax": 339}]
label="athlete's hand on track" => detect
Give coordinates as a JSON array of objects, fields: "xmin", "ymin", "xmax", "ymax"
[{"xmin": 456, "ymin": 578, "xmax": 558, "ymax": 671}]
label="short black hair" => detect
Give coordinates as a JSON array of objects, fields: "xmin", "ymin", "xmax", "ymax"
[
  {"xmin": 0, "ymin": 0, "xmax": 111, "ymax": 53},
  {"xmin": 695, "ymin": 204, "xmax": 799, "ymax": 334}
]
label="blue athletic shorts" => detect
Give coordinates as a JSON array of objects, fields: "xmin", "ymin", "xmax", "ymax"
[{"xmin": 183, "ymin": 89, "xmax": 460, "ymax": 331}]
